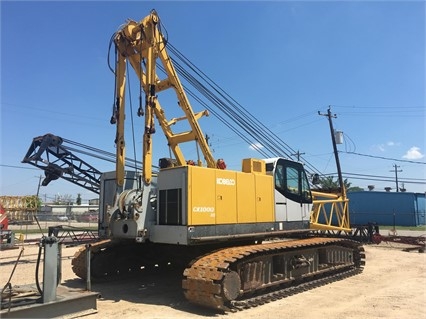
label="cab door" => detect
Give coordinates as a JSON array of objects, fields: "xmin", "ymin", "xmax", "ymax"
[{"xmin": 269, "ymin": 158, "xmax": 312, "ymax": 223}]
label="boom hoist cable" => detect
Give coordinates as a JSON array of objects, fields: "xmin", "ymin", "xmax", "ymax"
[{"xmin": 161, "ymin": 43, "xmax": 323, "ymax": 177}]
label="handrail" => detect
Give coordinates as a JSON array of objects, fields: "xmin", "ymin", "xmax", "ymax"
[{"xmin": 310, "ymin": 191, "xmax": 351, "ymax": 232}]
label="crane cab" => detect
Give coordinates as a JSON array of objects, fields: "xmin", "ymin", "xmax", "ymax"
[{"xmin": 264, "ymin": 158, "xmax": 312, "ymax": 230}]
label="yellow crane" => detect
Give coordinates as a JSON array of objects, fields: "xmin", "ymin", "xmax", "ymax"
[{"xmin": 66, "ymin": 10, "xmax": 363, "ymax": 311}]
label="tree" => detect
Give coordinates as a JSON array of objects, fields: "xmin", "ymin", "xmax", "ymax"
[
  {"xmin": 76, "ymin": 193, "xmax": 82, "ymax": 205},
  {"xmin": 347, "ymin": 186, "xmax": 364, "ymax": 192},
  {"xmin": 24, "ymin": 195, "xmax": 41, "ymax": 209},
  {"xmin": 53, "ymin": 194, "xmax": 73, "ymax": 205},
  {"xmin": 315, "ymin": 176, "xmax": 357, "ymax": 193}
]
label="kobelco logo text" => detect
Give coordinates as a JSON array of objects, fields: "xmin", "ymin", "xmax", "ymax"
[
  {"xmin": 216, "ymin": 178, "xmax": 235, "ymax": 186},
  {"xmin": 192, "ymin": 206, "xmax": 215, "ymax": 213}
]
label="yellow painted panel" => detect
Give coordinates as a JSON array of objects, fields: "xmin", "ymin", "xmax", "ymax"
[
  {"xmin": 242, "ymin": 158, "xmax": 266, "ymax": 174},
  {"xmin": 236, "ymin": 173, "xmax": 256, "ymax": 223},
  {"xmin": 255, "ymin": 174, "xmax": 275, "ymax": 222},
  {"xmin": 215, "ymin": 170, "xmax": 237, "ymax": 224},
  {"xmin": 186, "ymin": 166, "xmax": 274, "ymax": 225},
  {"xmin": 188, "ymin": 166, "xmax": 216, "ymax": 225}
]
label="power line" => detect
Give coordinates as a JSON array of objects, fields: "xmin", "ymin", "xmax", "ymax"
[
  {"xmin": 323, "ymin": 172, "xmax": 426, "ymax": 185},
  {"xmin": 166, "ymin": 42, "xmax": 324, "ymax": 176},
  {"xmin": 0, "ymin": 164, "xmax": 39, "ymax": 170},
  {"xmin": 341, "ymin": 151, "xmax": 426, "ymax": 164},
  {"xmin": 332, "ymin": 105, "xmax": 425, "ymax": 117},
  {"xmin": 345, "ymin": 177, "xmax": 425, "ymax": 186},
  {"xmin": 340, "ymin": 172, "xmax": 425, "ymax": 182},
  {"xmin": 333, "ymin": 105, "xmax": 424, "ymax": 109}
]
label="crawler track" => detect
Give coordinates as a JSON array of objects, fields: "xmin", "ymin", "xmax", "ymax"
[
  {"xmin": 72, "ymin": 239, "xmax": 209, "ymax": 280},
  {"xmin": 229, "ymin": 267, "xmax": 362, "ymax": 310},
  {"xmin": 182, "ymin": 237, "xmax": 365, "ymax": 311},
  {"xmin": 71, "ymin": 240, "xmax": 172, "ymax": 280},
  {"xmin": 72, "ymin": 240, "xmax": 114, "ymax": 280},
  {"xmin": 72, "ymin": 237, "xmax": 365, "ymax": 312}
]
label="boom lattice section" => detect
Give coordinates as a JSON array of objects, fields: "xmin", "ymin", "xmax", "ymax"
[{"xmin": 0, "ymin": 196, "xmax": 39, "ymax": 223}]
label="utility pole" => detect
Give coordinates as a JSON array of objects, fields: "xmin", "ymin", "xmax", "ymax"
[
  {"xmin": 205, "ymin": 133, "xmax": 214, "ymax": 153},
  {"xmin": 390, "ymin": 164, "xmax": 402, "ymax": 192},
  {"xmin": 291, "ymin": 150, "xmax": 305, "ymax": 162},
  {"xmin": 35, "ymin": 175, "xmax": 43, "ymax": 217},
  {"xmin": 319, "ymin": 106, "xmax": 345, "ymax": 197},
  {"xmin": 36, "ymin": 175, "xmax": 42, "ymax": 198}
]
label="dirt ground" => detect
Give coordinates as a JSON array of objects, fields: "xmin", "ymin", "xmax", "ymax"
[{"xmin": 1, "ymin": 233, "xmax": 425, "ymax": 319}]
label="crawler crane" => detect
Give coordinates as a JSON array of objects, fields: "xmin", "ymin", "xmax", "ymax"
[{"xmin": 68, "ymin": 10, "xmax": 365, "ymax": 311}]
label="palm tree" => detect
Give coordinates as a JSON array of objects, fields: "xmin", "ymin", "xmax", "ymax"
[{"xmin": 315, "ymin": 176, "xmax": 353, "ymax": 193}]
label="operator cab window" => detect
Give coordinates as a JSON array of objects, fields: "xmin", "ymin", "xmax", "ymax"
[{"xmin": 273, "ymin": 159, "xmax": 312, "ymax": 204}]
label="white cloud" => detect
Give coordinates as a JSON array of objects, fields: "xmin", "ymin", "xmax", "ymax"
[
  {"xmin": 249, "ymin": 142, "xmax": 263, "ymax": 151},
  {"xmin": 387, "ymin": 141, "xmax": 400, "ymax": 147},
  {"xmin": 402, "ymin": 146, "xmax": 424, "ymax": 160},
  {"xmin": 373, "ymin": 141, "xmax": 400, "ymax": 152},
  {"xmin": 377, "ymin": 144, "xmax": 385, "ymax": 152}
]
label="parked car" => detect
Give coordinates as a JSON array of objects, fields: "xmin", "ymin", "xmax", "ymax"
[
  {"xmin": 36, "ymin": 214, "xmax": 55, "ymax": 221},
  {"xmin": 57, "ymin": 215, "xmax": 69, "ymax": 222},
  {"xmin": 76, "ymin": 211, "xmax": 98, "ymax": 223}
]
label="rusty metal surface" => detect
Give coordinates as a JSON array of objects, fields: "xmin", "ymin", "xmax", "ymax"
[
  {"xmin": 72, "ymin": 239, "xmax": 114, "ymax": 280},
  {"xmin": 372, "ymin": 233, "xmax": 425, "ymax": 252},
  {"xmin": 182, "ymin": 237, "xmax": 365, "ymax": 311},
  {"xmin": 230, "ymin": 267, "xmax": 363, "ymax": 310},
  {"xmin": 71, "ymin": 237, "xmax": 365, "ymax": 312}
]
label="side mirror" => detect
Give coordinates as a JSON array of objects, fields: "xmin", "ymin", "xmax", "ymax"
[{"xmin": 312, "ymin": 174, "xmax": 320, "ymax": 185}]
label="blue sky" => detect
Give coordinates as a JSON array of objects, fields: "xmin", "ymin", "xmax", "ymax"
[{"xmin": 1, "ymin": 1, "xmax": 425, "ymax": 202}]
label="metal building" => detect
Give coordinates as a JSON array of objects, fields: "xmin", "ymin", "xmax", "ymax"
[{"xmin": 348, "ymin": 191, "xmax": 426, "ymax": 227}]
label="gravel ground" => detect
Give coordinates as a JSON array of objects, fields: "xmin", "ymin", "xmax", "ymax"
[{"xmin": 1, "ymin": 230, "xmax": 425, "ymax": 319}]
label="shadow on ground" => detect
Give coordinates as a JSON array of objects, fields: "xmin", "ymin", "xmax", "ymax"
[{"xmin": 62, "ymin": 267, "xmax": 221, "ymax": 316}]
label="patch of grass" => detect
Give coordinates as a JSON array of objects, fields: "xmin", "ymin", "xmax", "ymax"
[{"xmin": 379, "ymin": 225, "xmax": 426, "ymax": 231}]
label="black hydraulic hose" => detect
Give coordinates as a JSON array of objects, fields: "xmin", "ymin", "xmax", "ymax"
[
  {"xmin": 1, "ymin": 247, "xmax": 25, "ymax": 313},
  {"xmin": 35, "ymin": 241, "xmax": 43, "ymax": 295}
]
